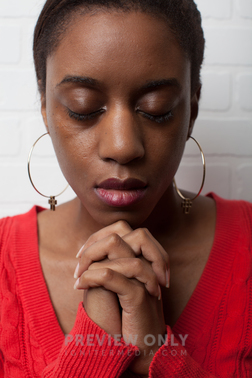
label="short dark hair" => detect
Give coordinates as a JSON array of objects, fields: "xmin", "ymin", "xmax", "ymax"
[{"xmin": 33, "ymin": 0, "xmax": 205, "ymax": 95}]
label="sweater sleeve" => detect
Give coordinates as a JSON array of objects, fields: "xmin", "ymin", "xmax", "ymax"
[
  {"xmin": 0, "ymin": 351, "xmax": 4, "ymax": 378},
  {"xmin": 0, "ymin": 220, "xmax": 5, "ymax": 378},
  {"xmin": 42, "ymin": 302, "xmax": 139, "ymax": 378},
  {"xmin": 149, "ymin": 326, "xmax": 216, "ymax": 377}
]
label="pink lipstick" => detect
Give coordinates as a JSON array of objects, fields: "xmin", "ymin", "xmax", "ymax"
[{"xmin": 95, "ymin": 178, "xmax": 147, "ymax": 207}]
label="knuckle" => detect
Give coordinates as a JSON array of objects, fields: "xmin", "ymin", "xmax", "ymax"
[
  {"xmin": 108, "ymin": 233, "xmax": 122, "ymax": 247},
  {"xmin": 101, "ymin": 268, "xmax": 114, "ymax": 281},
  {"xmin": 142, "ymin": 227, "xmax": 150, "ymax": 236},
  {"xmin": 116, "ymin": 220, "xmax": 130, "ymax": 231},
  {"xmin": 88, "ymin": 262, "xmax": 100, "ymax": 271},
  {"xmin": 135, "ymin": 227, "xmax": 148, "ymax": 240},
  {"xmin": 132, "ymin": 258, "xmax": 143, "ymax": 271}
]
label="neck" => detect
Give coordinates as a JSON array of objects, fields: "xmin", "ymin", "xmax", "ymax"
[{"xmin": 141, "ymin": 185, "xmax": 186, "ymax": 242}]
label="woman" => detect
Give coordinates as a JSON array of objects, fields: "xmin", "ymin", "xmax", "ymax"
[{"xmin": 0, "ymin": 0, "xmax": 251, "ymax": 377}]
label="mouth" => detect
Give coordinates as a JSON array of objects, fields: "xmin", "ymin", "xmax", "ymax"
[{"xmin": 95, "ymin": 178, "xmax": 148, "ymax": 207}]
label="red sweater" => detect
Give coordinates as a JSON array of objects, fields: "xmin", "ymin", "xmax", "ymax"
[{"xmin": 0, "ymin": 193, "xmax": 252, "ymax": 377}]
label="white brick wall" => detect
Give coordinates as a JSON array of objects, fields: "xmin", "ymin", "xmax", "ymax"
[
  {"xmin": 239, "ymin": 73, "xmax": 252, "ymax": 110},
  {"xmin": 0, "ymin": 0, "xmax": 251, "ymax": 218},
  {"xmin": 239, "ymin": 0, "xmax": 252, "ymax": 18}
]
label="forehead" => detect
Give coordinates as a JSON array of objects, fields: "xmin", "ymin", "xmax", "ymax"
[{"xmin": 47, "ymin": 10, "xmax": 190, "ymax": 91}]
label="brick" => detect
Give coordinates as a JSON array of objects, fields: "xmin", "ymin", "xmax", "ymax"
[
  {"xmin": 239, "ymin": 0, "xmax": 252, "ymax": 19},
  {"xmin": 0, "ymin": 0, "xmax": 43, "ymax": 18},
  {"xmin": 0, "ymin": 69, "xmax": 38, "ymax": 111},
  {"xmin": 200, "ymin": 71, "xmax": 231, "ymax": 110},
  {"xmin": 0, "ymin": 118, "xmax": 21, "ymax": 155},
  {"xmin": 174, "ymin": 163, "xmax": 231, "ymax": 199},
  {"xmin": 238, "ymin": 74, "xmax": 252, "ymax": 111},
  {"xmin": 236, "ymin": 165, "xmax": 252, "ymax": 202},
  {"xmin": 190, "ymin": 119, "xmax": 252, "ymax": 156},
  {"xmin": 204, "ymin": 27, "xmax": 252, "ymax": 65},
  {"xmin": 195, "ymin": 0, "xmax": 231, "ymax": 19},
  {"xmin": 0, "ymin": 26, "xmax": 21, "ymax": 64}
]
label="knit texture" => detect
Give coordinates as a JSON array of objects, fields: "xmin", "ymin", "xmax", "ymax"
[{"xmin": 0, "ymin": 193, "xmax": 252, "ymax": 377}]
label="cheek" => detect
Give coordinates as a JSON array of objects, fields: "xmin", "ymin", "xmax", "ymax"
[
  {"xmin": 148, "ymin": 133, "xmax": 186, "ymax": 186},
  {"xmin": 51, "ymin": 131, "xmax": 96, "ymax": 184},
  {"xmin": 147, "ymin": 108, "xmax": 190, "ymax": 186},
  {"xmin": 45, "ymin": 110, "xmax": 95, "ymax": 188}
]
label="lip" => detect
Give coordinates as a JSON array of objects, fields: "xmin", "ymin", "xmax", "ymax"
[{"xmin": 95, "ymin": 178, "xmax": 147, "ymax": 207}]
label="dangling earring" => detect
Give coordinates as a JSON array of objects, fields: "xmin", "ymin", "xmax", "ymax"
[
  {"xmin": 27, "ymin": 132, "xmax": 69, "ymax": 211},
  {"xmin": 173, "ymin": 136, "xmax": 206, "ymax": 215}
]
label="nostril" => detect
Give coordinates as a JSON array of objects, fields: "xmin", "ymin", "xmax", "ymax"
[
  {"xmin": 102, "ymin": 154, "xmax": 143, "ymax": 165},
  {"xmin": 101, "ymin": 150, "xmax": 144, "ymax": 165}
]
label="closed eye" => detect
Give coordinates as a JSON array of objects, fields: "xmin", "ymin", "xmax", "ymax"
[
  {"xmin": 67, "ymin": 108, "xmax": 105, "ymax": 121},
  {"xmin": 67, "ymin": 108, "xmax": 173, "ymax": 124},
  {"xmin": 138, "ymin": 110, "xmax": 173, "ymax": 124}
]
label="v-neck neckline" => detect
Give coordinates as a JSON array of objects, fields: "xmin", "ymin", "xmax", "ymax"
[
  {"xmin": 172, "ymin": 193, "xmax": 237, "ymax": 352},
  {"xmin": 15, "ymin": 193, "xmax": 237, "ymax": 361},
  {"xmin": 15, "ymin": 206, "xmax": 65, "ymax": 363}
]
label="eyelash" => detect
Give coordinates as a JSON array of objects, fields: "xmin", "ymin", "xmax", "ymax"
[
  {"xmin": 67, "ymin": 109, "xmax": 173, "ymax": 124},
  {"xmin": 138, "ymin": 111, "xmax": 173, "ymax": 124},
  {"xmin": 67, "ymin": 109, "xmax": 105, "ymax": 121}
]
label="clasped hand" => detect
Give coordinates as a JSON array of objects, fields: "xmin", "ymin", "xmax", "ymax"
[{"xmin": 74, "ymin": 221, "xmax": 170, "ymax": 376}]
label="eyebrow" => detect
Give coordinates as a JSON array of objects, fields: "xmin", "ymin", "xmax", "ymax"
[
  {"xmin": 56, "ymin": 76, "xmax": 181, "ymax": 91},
  {"xmin": 56, "ymin": 76, "xmax": 99, "ymax": 87},
  {"xmin": 141, "ymin": 78, "xmax": 182, "ymax": 91}
]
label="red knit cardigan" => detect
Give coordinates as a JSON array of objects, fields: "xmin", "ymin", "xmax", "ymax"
[{"xmin": 0, "ymin": 193, "xmax": 252, "ymax": 377}]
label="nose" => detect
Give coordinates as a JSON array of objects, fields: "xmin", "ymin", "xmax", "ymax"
[{"xmin": 98, "ymin": 107, "xmax": 145, "ymax": 165}]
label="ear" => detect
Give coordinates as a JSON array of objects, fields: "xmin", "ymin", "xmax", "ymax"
[
  {"xmin": 39, "ymin": 81, "xmax": 49, "ymax": 134},
  {"xmin": 187, "ymin": 85, "xmax": 201, "ymax": 139}
]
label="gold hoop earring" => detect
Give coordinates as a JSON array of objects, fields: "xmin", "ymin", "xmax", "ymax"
[
  {"xmin": 173, "ymin": 136, "xmax": 206, "ymax": 215},
  {"xmin": 27, "ymin": 132, "xmax": 69, "ymax": 211}
]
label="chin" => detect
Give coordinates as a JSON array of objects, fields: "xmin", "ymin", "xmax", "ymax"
[{"xmin": 92, "ymin": 206, "xmax": 155, "ymax": 230}]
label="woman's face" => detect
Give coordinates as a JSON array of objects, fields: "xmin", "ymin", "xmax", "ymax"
[{"xmin": 42, "ymin": 10, "xmax": 199, "ymax": 228}]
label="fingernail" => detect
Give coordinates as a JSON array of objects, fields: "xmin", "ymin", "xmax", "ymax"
[
  {"xmin": 76, "ymin": 244, "xmax": 85, "ymax": 258},
  {"xmin": 158, "ymin": 285, "xmax": 162, "ymax": 301},
  {"xmin": 166, "ymin": 269, "xmax": 170, "ymax": 288},
  {"xmin": 74, "ymin": 278, "xmax": 80, "ymax": 290},
  {"xmin": 74, "ymin": 262, "xmax": 80, "ymax": 279}
]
